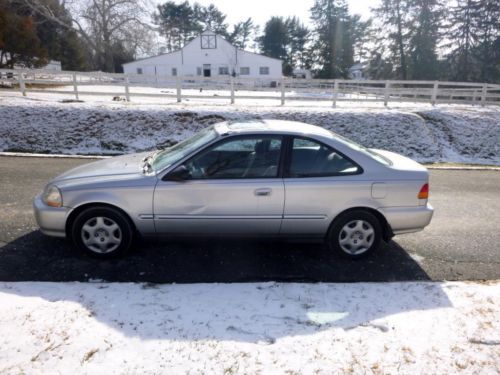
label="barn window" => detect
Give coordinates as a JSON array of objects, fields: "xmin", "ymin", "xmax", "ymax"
[
  {"xmin": 197, "ymin": 67, "xmax": 202, "ymax": 76},
  {"xmin": 259, "ymin": 67, "xmax": 269, "ymax": 75},
  {"xmin": 219, "ymin": 67, "xmax": 229, "ymax": 75},
  {"xmin": 240, "ymin": 67, "xmax": 250, "ymax": 75},
  {"xmin": 136, "ymin": 68, "xmax": 143, "ymax": 75},
  {"xmin": 201, "ymin": 35, "xmax": 216, "ymax": 49},
  {"xmin": 172, "ymin": 68, "xmax": 177, "ymax": 76}
]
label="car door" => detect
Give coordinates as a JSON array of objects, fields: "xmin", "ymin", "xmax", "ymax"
[
  {"xmin": 281, "ymin": 136, "xmax": 365, "ymax": 236},
  {"xmin": 153, "ymin": 135, "xmax": 285, "ymax": 235}
]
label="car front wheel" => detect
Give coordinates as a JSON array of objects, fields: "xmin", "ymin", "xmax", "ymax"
[
  {"xmin": 327, "ymin": 210, "xmax": 382, "ymax": 259},
  {"xmin": 71, "ymin": 206, "xmax": 133, "ymax": 258}
]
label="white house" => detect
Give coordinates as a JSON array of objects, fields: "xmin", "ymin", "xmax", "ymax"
[
  {"xmin": 292, "ymin": 68, "xmax": 313, "ymax": 79},
  {"xmin": 348, "ymin": 62, "xmax": 367, "ymax": 80},
  {"xmin": 123, "ymin": 30, "xmax": 282, "ymax": 81}
]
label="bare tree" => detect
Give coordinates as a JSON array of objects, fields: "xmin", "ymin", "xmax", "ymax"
[{"xmin": 22, "ymin": 0, "xmax": 153, "ymax": 72}]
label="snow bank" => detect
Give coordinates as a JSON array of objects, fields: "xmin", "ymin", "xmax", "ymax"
[
  {"xmin": 0, "ymin": 93, "xmax": 498, "ymax": 164},
  {"xmin": 0, "ymin": 281, "xmax": 498, "ymax": 373}
]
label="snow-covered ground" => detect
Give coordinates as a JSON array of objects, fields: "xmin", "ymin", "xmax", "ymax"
[
  {"xmin": 0, "ymin": 91, "xmax": 499, "ymax": 164},
  {"xmin": 0, "ymin": 281, "xmax": 498, "ymax": 374}
]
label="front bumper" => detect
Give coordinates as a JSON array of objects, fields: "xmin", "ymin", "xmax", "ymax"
[
  {"xmin": 379, "ymin": 203, "xmax": 434, "ymax": 235},
  {"xmin": 33, "ymin": 194, "xmax": 72, "ymax": 238}
]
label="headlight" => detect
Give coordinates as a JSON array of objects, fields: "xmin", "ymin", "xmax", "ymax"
[{"xmin": 42, "ymin": 185, "xmax": 63, "ymax": 207}]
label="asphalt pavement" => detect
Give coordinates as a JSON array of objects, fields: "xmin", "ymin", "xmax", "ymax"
[{"xmin": 0, "ymin": 155, "xmax": 499, "ymax": 282}]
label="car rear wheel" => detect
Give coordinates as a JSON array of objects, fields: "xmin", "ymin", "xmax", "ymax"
[
  {"xmin": 72, "ymin": 206, "xmax": 133, "ymax": 258},
  {"xmin": 327, "ymin": 210, "xmax": 382, "ymax": 259}
]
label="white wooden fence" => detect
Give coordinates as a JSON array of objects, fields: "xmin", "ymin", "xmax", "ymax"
[{"xmin": 1, "ymin": 68, "xmax": 499, "ymax": 106}]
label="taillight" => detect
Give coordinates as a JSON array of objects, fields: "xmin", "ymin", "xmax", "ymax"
[{"xmin": 418, "ymin": 183, "xmax": 429, "ymax": 199}]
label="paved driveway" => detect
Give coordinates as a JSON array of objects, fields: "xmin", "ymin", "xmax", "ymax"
[{"xmin": 0, "ymin": 156, "xmax": 499, "ymax": 282}]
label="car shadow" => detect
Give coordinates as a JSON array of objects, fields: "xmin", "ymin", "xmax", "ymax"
[
  {"xmin": 0, "ymin": 230, "xmax": 453, "ymax": 343},
  {"xmin": 0, "ymin": 230, "xmax": 431, "ymax": 283}
]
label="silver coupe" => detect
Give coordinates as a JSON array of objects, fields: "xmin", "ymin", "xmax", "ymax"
[{"xmin": 34, "ymin": 120, "xmax": 433, "ymax": 258}]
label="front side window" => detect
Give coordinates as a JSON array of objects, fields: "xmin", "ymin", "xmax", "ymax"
[
  {"xmin": 136, "ymin": 68, "xmax": 143, "ymax": 74},
  {"xmin": 184, "ymin": 136, "xmax": 282, "ymax": 179},
  {"xmin": 171, "ymin": 67, "xmax": 177, "ymax": 76},
  {"xmin": 240, "ymin": 67, "xmax": 250, "ymax": 75},
  {"xmin": 259, "ymin": 67, "xmax": 269, "ymax": 75},
  {"xmin": 287, "ymin": 138, "xmax": 361, "ymax": 177}
]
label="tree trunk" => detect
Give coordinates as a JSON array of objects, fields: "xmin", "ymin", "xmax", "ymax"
[{"xmin": 396, "ymin": 1, "xmax": 408, "ymax": 80}]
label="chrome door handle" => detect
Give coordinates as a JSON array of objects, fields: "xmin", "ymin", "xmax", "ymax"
[{"xmin": 254, "ymin": 188, "xmax": 272, "ymax": 196}]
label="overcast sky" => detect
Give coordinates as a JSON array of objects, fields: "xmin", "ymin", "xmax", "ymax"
[{"xmin": 152, "ymin": 0, "xmax": 379, "ymax": 28}]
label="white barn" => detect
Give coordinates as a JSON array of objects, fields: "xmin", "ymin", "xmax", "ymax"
[{"xmin": 123, "ymin": 30, "xmax": 282, "ymax": 81}]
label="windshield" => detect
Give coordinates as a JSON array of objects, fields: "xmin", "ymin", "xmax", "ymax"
[
  {"xmin": 151, "ymin": 127, "xmax": 218, "ymax": 172},
  {"xmin": 330, "ymin": 131, "xmax": 392, "ymax": 166}
]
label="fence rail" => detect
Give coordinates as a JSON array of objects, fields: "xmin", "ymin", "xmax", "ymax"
[{"xmin": 1, "ymin": 68, "xmax": 499, "ymax": 106}]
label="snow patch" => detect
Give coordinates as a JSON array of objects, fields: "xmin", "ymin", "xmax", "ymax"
[
  {"xmin": 0, "ymin": 93, "xmax": 498, "ymax": 164},
  {"xmin": 0, "ymin": 281, "xmax": 498, "ymax": 373}
]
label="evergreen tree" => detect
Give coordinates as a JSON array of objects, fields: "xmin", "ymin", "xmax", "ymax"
[
  {"xmin": 351, "ymin": 16, "xmax": 373, "ymax": 63},
  {"xmin": 285, "ymin": 17, "xmax": 309, "ymax": 70},
  {"xmin": 0, "ymin": 0, "xmax": 47, "ymax": 68},
  {"xmin": 259, "ymin": 16, "xmax": 289, "ymax": 61},
  {"xmin": 194, "ymin": 3, "xmax": 228, "ymax": 35},
  {"xmin": 473, "ymin": 0, "xmax": 500, "ymax": 82},
  {"xmin": 444, "ymin": 0, "xmax": 499, "ymax": 82},
  {"xmin": 408, "ymin": 0, "xmax": 443, "ymax": 79},
  {"xmin": 445, "ymin": 0, "xmax": 479, "ymax": 81},
  {"xmin": 227, "ymin": 18, "xmax": 258, "ymax": 49},
  {"xmin": 154, "ymin": 1, "xmax": 199, "ymax": 51},
  {"xmin": 309, "ymin": 0, "xmax": 353, "ymax": 78},
  {"xmin": 372, "ymin": 0, "xmax": 412, "ymax": 79}
]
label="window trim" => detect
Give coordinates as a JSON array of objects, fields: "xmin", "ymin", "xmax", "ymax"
[
  {"xmin": 283, "ymin": 136, "xmax": 364, "ymax": 178},
  {"xmin": 164, "ymin": 134, "xmax": 286, "ymax": 181},
  {"xmin": 201, "ymin": 34, "xmax": 217, "ymax": 49}
]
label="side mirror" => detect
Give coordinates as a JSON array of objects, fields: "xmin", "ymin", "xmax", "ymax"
[{"xmin": 164, "ymin": 165, "xmax": 190, "ymax": 182}]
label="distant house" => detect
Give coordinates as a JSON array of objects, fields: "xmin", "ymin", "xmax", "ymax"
[
  {"xmin": 123, "ymin": 30, "xmax": 283, "ymax": 81},
  {"xmin": 292, "ymin": 68, "xmax": 313, "ymax": 79},
  {"xmin": 43, "ymin": 60, "xmax": 62, "ymax": 71},
  {"xmin": 348, "ymin": 62, "xmax": 367, "ymax": 80}
]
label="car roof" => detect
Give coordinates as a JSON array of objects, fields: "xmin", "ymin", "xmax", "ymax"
[{"xmin": 214, "ymin": 119, "xmax": 334, "ymax": 139}]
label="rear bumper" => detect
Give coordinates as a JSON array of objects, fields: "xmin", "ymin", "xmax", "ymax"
[
  {"xmin": 33, "ymin": 194, "xmax": 71, "ymax": 238},
  {"xmin": 379, "ymin": 203, "xmax": 434, "ymax": 235}
]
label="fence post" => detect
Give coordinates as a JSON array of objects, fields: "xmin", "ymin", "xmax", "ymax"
[
  {"xmin": 230, "ymin": 76, "xmax": 235, "ymax": 104},
  {"xmin": 431, "ymin": 81, "xmax": 438, "ymax": 106},
  {"xmin": 481, "ymin": 84, "xmax": 487, "ymax": 106},
  {"xmin": 332, "ymin": 79, "xmax": 338, "ymax": 108},
  {"xmin": 176, "ymin": 76, "xmax": 182, "ymax": 103},
  {"xmin": 280, "ymin": 77, "xmax": 285, "ymax": 105},
  {"xmin": 124, "ymin": 75, "xmax": 130, "ymax": 102},
  {"xmin": 18, "ymin": 72, "xmax": 26, "ymax": 96},
  {"xmin": 384, "ymin": 81, "xmax": 390, "ymax": 107},
  {"xmin": 72, "ymin": 73, "xmax": 79, "ymax": 100}
]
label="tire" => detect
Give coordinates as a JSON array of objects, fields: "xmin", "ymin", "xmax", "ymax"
[
  {"xmin": 327, "ymin": 210, "xmax": 382, "ymax": 259},
  {"xmin": 71, "ymin": 206, "xmax": 133, "ymax": 258}
]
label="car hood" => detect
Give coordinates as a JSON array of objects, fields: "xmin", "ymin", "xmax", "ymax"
[{"xmin": 52, "ymin": 151, "xmax": 151, "ymax": 183}]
